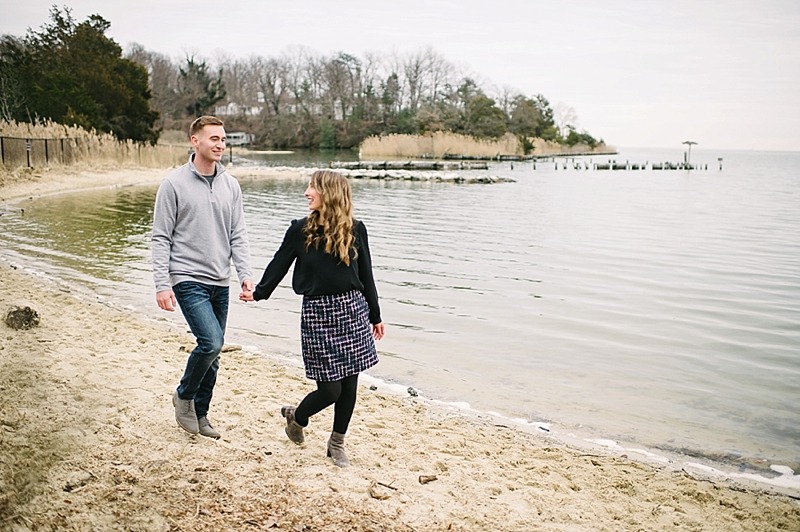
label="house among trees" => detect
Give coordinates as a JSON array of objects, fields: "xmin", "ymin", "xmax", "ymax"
[
  {"xmin": 214, "ymin": 101, "xmax": 263, "ymax": 117},
  {"xmin": 226, "ymin": 131, "xmax": 254, "ymax": 146}
]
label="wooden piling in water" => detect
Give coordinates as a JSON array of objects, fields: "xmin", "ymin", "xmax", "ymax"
[{"xmin": 330, "ymin": 160, "xmax": 489, "ymax": 171}]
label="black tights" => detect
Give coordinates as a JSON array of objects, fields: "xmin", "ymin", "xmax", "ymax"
[{"xmin": 294, "ymin": 374, "xmax": 359, "ymax": 434}]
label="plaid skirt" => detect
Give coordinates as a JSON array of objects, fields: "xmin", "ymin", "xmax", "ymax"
[{"xmin": 300, "ymin": 290, "xmax": 379, "ymax": 382}]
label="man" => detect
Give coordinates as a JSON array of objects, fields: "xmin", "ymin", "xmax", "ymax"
[{"xmin": 152, "ymin": 116, "xmax": 253, "ymax": 439}]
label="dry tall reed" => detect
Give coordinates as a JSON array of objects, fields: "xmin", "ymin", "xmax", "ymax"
[
  {"xmin": 529, "ymin": 138, "xmax": 616, "ymax": 156},
  {"xmin": 0, "ymin": 120, "xmax": 187, "ymax": 174},
  {"xmin": 360, "ymin": 132, "xmax": 522, "ymax": 159},
  {"xmin": 359, "ymin": 131, "xmax": 615, "ymax": 159}
]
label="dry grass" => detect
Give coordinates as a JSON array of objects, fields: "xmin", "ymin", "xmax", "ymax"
[
  {"xmin": 0, "ymin": 120, "xmax": 187, "ymax": 175},
  {"xmin": 360, "ymin": 132, "xmax": 522, "ymax": 159},
  {"xmin": 530, "ymin": 138, "xmax": 616, "ymax": 156},
  {"xmin": 158, "ymin": 129, "xmax": 192, "ymax": 146},
  {"xmin": 359, "ymin": 132, "xmax": 616, "ymax": 159},
  {"xmin": 0, "ymin": 120, "xmax": 82, "ymax": 139}
]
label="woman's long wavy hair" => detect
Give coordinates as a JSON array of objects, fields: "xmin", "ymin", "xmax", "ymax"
[{"xmin": 304, "ymin": 170, "xmax": 357, "ymax": 265}]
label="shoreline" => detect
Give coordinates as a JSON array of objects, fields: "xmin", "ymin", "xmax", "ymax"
[
  {"xmin": 0, "ymin": 163, "xmax": 308, "ymax": 205},
  {"xmin": 1, "ymin": 165, "xmax": 799, "ymax": 530}
]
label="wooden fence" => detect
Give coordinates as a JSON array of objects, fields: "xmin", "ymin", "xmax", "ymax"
[{"xmin": 0, "ymin": 135, "xmax": 187, "ymax": 172}]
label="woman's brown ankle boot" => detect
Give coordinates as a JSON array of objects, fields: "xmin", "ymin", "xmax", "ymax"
[
  {"xmin": 327, "ymin": 431, "xmax": 349, "ymax": 467},
  {"xmin": 280, "ymin": 406, "xmax": 305, "ymax": 444}
]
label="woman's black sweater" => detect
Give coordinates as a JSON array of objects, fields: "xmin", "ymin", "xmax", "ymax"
[{"xmin": 253, "ymin": 217, "xmax": 382, "ymax": 324}]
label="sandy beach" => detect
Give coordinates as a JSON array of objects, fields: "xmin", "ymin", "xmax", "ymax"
[{"xmin": 1, "ymin": 165, "xmax": 799, "ymax": 531}]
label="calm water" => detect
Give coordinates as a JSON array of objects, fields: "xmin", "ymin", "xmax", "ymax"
[{"xmin": 2, "ymin": 147, "xmax": 799, "ymax": 489}]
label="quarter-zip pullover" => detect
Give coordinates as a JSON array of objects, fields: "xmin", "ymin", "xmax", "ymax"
[{"xmin": 152, "ymin": 155, "xmax": 252, "ymax": 291}]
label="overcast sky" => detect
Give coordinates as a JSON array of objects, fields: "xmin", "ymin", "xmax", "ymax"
[{"xmin": 3, "ymin": 1, "xmax": 799, "ymax": 151}]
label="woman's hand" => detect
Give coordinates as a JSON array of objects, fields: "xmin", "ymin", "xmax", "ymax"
[
  {"xmin": 239, "ymin": 290, "xmax": 254, "ymax": 302},
  {"xmin": 239, "ymin": 279, "xmax": 255, "ymax": 302},
  {"xmin": 372, "ymin": 322, "xmax": 385, "ymax": 340}
]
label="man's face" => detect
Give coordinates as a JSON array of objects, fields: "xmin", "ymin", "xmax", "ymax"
[{"xmin": 191, "ymin": 125, "xmax": 226, "ymax": 164}]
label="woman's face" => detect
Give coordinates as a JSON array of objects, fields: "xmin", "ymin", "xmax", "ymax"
[{"xmin": 305, "ymin": 182, "xmax": 322, "ymax": 212}]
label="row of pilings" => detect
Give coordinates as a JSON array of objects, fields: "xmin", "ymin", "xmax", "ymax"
[
  {"xmin": 330, "ymin": 160, "xmax": 489, "ymax": 171},
  {"xmin": 530, "ymin": 158, "xmax": 717, "ymax": 171},
  {"xmin": 329, "ymin": 157, "xmax": 720, "ymax": 173}
]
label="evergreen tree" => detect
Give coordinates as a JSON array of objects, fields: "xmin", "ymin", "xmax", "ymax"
[
  {"xmin": 0, "ymin": 6, "xmax": 159, "ymax": 143},
  {"xmin": 0, "ymin": 36, "xmax": 27, "ymax": 122}
]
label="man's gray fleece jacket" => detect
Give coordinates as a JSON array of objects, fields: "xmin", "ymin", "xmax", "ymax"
[{"xmin": 152, "ymin": 157, "xmax": 252, "ymax": 292}]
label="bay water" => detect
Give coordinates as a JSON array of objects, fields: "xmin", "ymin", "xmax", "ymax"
[{"xmin": 2, "ymin": 147, "xmax": 798, "ymax": 491}]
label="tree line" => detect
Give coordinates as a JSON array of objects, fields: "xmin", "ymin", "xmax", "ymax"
[
  {"xmin": 1, "ymin": 6, "xmax": 604, "ymax": 152},
  {"xmin": 0, "ymin": 7, "xmax": 158, "ymax": 143}
]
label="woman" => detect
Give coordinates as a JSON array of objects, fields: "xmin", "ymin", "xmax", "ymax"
[{"xmin": 241, "ymin": 170, "xmax": 385, "ymax": 467}]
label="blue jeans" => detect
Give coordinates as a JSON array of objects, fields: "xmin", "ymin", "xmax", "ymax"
[{"xmin": 173, "ymin": 281, "xmax": 229, "ymax": 418}]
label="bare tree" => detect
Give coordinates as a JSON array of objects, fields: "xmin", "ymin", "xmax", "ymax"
[
  {"xmin": 218, "ymin": 54, "xmax": 250, "ymax": 113},
  {"xmin": 403, "ymin": 50, "xmax": 427, "ymax": 113},
  {"xmin": 494, "ymin": 85, "xmax": 522, "ymax": 118},
  {"xmin": 356, "ymin": 51, "xmax": 382, "ymax": 123},
  {"xmin": 552, "ymin": 101, "xmax": 578, "ymax": 138},
  {"xmin": 281, "ymin": 46, "xmax": 314, "ymax": 115},
  {"xmin": 126, "ymin": 43, "xmax": 181, "ymax": 129},
  {"xmin": 384, "ymin": 51, "xmax": 408, "ymax": 111},
  {"xmin": 423, "ymin": 47, "xmax": 456, "ymax": 105},
  {"xmin": 248, "ymin": 55, "xmax": 288, "ymax": 116}
]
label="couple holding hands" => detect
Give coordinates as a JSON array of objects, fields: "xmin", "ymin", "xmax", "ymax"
[{"xmin": 152, "ymin": 116, "xmax": 384, "ymax": 468}]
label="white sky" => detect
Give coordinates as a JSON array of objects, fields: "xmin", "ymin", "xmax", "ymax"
[{"xmin": 2, "ymin": 0, "xmax": 799, "ymax": 151}]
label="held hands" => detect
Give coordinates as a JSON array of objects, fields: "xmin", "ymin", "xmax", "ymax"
[
  {"xmin": 157, "ymin": 282, "xmax": 254, "ymax": 309},
  {"xmin": 240, "ymin": 279, "xmax": 254, "ymax": 302},
  {"xmin": 372, "ymin": 322, "xmax": 385, "ymax": 341},
  {"xmin": 235, "ymin": 278, "xmax": 384, "ymax": 344},
  {"xmin": 156, "ymin": 289, "xmax": 177, "ymax": 312}
]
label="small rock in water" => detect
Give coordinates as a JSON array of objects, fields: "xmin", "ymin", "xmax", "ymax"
[
  {"xmin": 5, "ymin": 306, "xmax": 41, "ymax": 330},
  {"xmin": 407, "ymin": 387, "xmax": 419, "ymax": 397},
  {"xmin": 369, "ymin": 385, "xmax": 378, "ymax": 391}
]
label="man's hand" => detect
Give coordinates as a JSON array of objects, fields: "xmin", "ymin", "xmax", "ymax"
[
  {"xmin": 156, "ymin": 289, "xmax": 177, "ymax": 312},
  {"xmin": 240, "ymin": 279, "xmax": 254, "ymax": 302}
]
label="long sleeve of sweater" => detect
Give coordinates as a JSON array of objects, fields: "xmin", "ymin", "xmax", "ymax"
[
  {"xmin": 253, "ymin": 218, "xmax": 382, "ymax": 324},
  {"xmin": 152, "ymin": 159, "xmax": 252, "ymax": 291}
]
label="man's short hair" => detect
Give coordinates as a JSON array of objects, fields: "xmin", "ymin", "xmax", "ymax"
[{"xmin": 189, "ymin": 116, "xmax": 224, "ymax": 138}]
